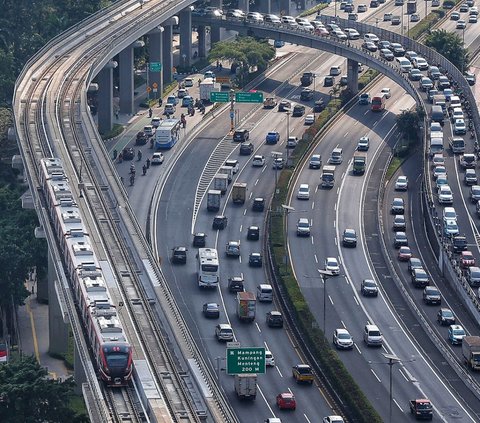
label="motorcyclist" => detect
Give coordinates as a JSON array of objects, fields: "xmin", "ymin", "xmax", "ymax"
[
  {"xmin": 142, "ymin": 164, "xmax": 147, "ymax": 175},
  {"xmin": 148, "ymin": 108, "xmax": 153, "ymax": 118},
  {"xmin": 146, "ymin": 158, "xmax": 151, "ymax": 169},
  {"xmin": 130, "ymin": 163, "xmax": 136, "ymax": 175},
  {"xmin": 137, "ymin": 150, "xmax": 142, "ymax": 161},
  {"xmin": 130, "ymin": 173, "xmax": 135, "ymax": 185}
]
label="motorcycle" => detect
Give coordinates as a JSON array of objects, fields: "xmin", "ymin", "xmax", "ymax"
[{"xmin": 130, "ymin": 173, "xmax": 135, "ymax": 186}]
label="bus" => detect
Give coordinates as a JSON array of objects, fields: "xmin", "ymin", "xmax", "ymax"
[
  {"xmin": 197, "ymin": 248, "xmax": 219, "ymax": 288},
  {"xmin": 154, "ymin": 118, "xmax": 181, "ymax": 149},
  {"xmin": 371, "ymin": 93, "xmax": 387, "ymax": 111}
]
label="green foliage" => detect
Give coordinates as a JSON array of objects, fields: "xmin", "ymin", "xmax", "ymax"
[
  {"xmin": 0, "ymin": 355, "xmax": 88, "ymax": 422},
  {"xmin": 298, "ymin": 3, "xmax": 329, "ymax": 17},
  {"xmin": 407, "ymin": 10, "xmax": 443, "ymax": 40},
  {"xmin": 396, "ymin": 110, "xmax": 421, "ymax": 142},
  {"xmin": 425, "ymin": 29, "xmax": 469, "ymax": 71}
]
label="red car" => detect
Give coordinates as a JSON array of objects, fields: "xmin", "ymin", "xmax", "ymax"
[
  {"xmin": 461, "ymin": 250, "xmax": 475, "ymax": 268},
  {"xmin": 398, "ymin": 246, "xmax": 412, "ymax": 261},
  {"xmin": 276, "ymin": 392, "xmax": 296, "ymax": 410}
]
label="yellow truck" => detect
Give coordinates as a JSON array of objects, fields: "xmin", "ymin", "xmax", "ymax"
[{"xmin": 292, "ymin": 364, "xmax": 314, "ymax": 384}]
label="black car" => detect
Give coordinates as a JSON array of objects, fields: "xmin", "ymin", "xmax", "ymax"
[
  {"xmin": 324, "ymin": 76, "xmax": 335, "ymax": 87},
  {"xmin": 437, "ymin": 308, "xmax": 456, "ymax": 325},
  {"xmin": 342, "ymin": 229, "xmax": 357, "ymax": 247},
  {"xmin": 233, "ymin": 129, "xmax": 249, "ymax": 142},
  {"xmin": 313, "ymin": 99, "xmax": 325, "ymax": 113},
  {"xmin": 361, "ymin": 279, "xmax": 379, "ymax": 296},
  {"xmin": 203, "ymin": 303, "xmax": 220, "ymax": 318},
  {"xmin": 249, "ymin": 252, "xmax": 263, "ymax": 267},
  {"xmin": 252, "ymin": 197, "xmax": 265, "ymax": 212},
  {"xmin": 171, "ymin": 246, "xmax": 187, "ymax": 264},
  {"xmin": 122, "ymin": 147, "xmax": 135, "ymax": 160},
  {"xmin": 193, "ymin": 232, "xmax": 206, "ymax": 247},
  {"xmin": 247, "ymin": 225, "xmax": 260, "ymax": 240},
  {"xmin": 135, "ymin": 131, "xmax": 148, "ymax": 145},
  {"xmin": 300, "ymin": 88, "xmax": 314, "ymax": 101},
  {"xmin": 239, "ymin": 142, "xmax": 254, "ymax": 155},
  {"xmin": 212, "ymin": 215, "xmax": 228, "ymax": 230},
  {"xmin": 228, "ymin": 276, "xmax": 244, "ymax": 293},
  {"xmin": 278, "ymin": 100, "xmax": 292, "ymax": 112},
  {"xmin": 423, "ymin": 286, "xmax": 441, "ymax": 305},
  {"xmin": 452, "ymin": 235, "xmax": 467, "ymax": 253},
  {"xmin": 292, "ymin": 104, "xmax": 306, "ymax": 116},
  {"xmin": 266, "ymin": 311, "xmax": 284, "ymax": 328}
]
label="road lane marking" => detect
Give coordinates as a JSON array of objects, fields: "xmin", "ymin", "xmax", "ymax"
[
  {"xmin": 371, "ymin": 369, "xmax": 381, "ymax": 382},
  {"xmin": 354, "ymin": 343, "xmax": 362, "ymax": 354},
  {"xmin": 256, "ymin": 322, "xmax": 261, "ymax": 332}
]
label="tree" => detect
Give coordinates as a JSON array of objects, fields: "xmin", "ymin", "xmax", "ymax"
[
  {"xmin": 425, "ymin": 29, "xmax": 469, "ymax": 72},
  {"xmin": 0, "ymin": 356, "xmax": 88, "ymax": 422},
  {"xmin": 208, "ymin": 36, "xmax": 275, "ymax": 86},
  {"xmin": 396, "ymin": 110, "xmax": 421, "ymax": 142}
]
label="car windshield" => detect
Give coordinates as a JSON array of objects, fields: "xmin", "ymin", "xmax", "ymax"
[
  {"xmin": 369, "ymin": 330, "xmax": 381, "ymax": 336},
  {"xmin": 364, "ymin": 280, "xmax": 375, "ymax": 287},
  {"xmin": 297, "ymin": 367, "xmax": 311, "ymax": 374},
  {"xmin": 338, "ymin": 333, "xmax": 351, "ymax": 339},
  {"xmin": 453, "ymin": 329, "xmax": 465, "ymax": 335}
]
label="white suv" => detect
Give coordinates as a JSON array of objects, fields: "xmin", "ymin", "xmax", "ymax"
[
  {"xmin": 215, "ymin": 324, "xmax": 234, "ymax": 341},
  {"xmin": 363, "ymin": 324, "xmax": 383, "ymax": 346},
  {"xmin": 297, "ymin": 183, "xmax": 310, "ymax": 200},
  {"xmin": 297, "ymin": 218, "xmax": 311, "ymax": 236}
]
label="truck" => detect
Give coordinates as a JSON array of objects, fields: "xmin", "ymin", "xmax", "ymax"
[
  {"xmin": 353, "ymin": 152, "xmax": 367, "ymax": 175},
  {"xmin": 232, "ymin": 182, "xmax": 247, "ymax": 204},
  {"xmin": 213, "ymin": 173, "xmax": 228, "ymax": 194},
  {"xmin": 406, "ymin": 0, "xmax": 417, "ymax": 13},
  {"xmin": 234, "ymin": 374, "xmax": 257, "ymax": 400},
  {"xmin": 409, "ymin": 399, "xmax": 433, "ymax": 420},
  {"xmin": 207, "ymin": 190, "xmax": 221, "ymax": 212},
  {"xmin": 263, "ymin": 96, "xmax": 277, "ymax": 108},
  {"xmin": 237, "ymin": 291, "xmax": 256, "ymax": 322},
  {"xmin": 199, "ymin": 78, "xmax": 221, "ymax": 102},
  {"xmin": 219, "ymin": 165, "xmax": 233, "ymax": 183},
  {"xmin": 300, "ymin": 72, "xmax": 313, "ymax": 86},
  {"xmin": 462, "ymin": 336, "xmax": 480, "ymax": 370},
  {"xmin": 321, "ymin": 165, "xmax": 335, "ymax": 188}
]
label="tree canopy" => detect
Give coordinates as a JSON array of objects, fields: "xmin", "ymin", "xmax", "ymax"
[
  {"xmin": 0, "ymin": 355, "xmax": 88, "ymax": 422},
  {"xmin": 425, "ymin": 29, "xmax": 469, "ymax": 72},
  {"xmin": 396, "ymin": 109, "xmax": 422, "ymax": 141}
]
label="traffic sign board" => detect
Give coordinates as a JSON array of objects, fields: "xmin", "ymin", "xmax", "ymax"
[
  {"xmin": 149, "ymin": 62, "xmax": 162, "ymax": 72},
  {"xmin": 226, "ymin": 347, "xmax": 265, "ymax": 375},
  {"xmin": 235, "ymin": 91, "xmax": 264, "ymax": 103},
  {"xmin": 210, "ymin": 91, "xmax": 230, "ymax": 103}
]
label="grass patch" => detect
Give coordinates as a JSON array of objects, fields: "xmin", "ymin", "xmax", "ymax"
[
  {"xmin": 385, "ymin": 156, "xmax": 404, "ymax": 180},
  {"xmin": 358, "ymin": 69, "xmax": 379, "ymax": 90},
  {"xmin": 69, "ymin": 394, "xmax": 87, "ymax": 415},
  {"xmin": 299, "ymin": 3, "xmax": 329, "ymax": 17},
  {"xmin": 408, "ymin": 10, "xmax": 444, "ymax": 39},
  {"xmin": 100, "ymin": 123, "xmax": 124, "ymax": 140}
]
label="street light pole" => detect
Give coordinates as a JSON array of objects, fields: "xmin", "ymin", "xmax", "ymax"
[
  {"xmin": 318, "ymin": 269, "xmax": 334, "ymax": 335},
  {"xmin": 285, "ymin": 109, "xmax": 291, "ymax": 165},
  {"xmin": 382, "ymin": 353, "xmax": 401, "ymax": 423},
  {"xmin": 282, "ymin": 205, "xmax": 295, "ymax": 274},
  {"xmin": 312, "ymin": 74, "xmax": 317, "ymax": 120}
]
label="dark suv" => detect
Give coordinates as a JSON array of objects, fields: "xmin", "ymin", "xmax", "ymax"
[
  {"xmin": 292, "ymin": 104, "xmax": 306, "ymax": 116},
  {"xmin": 212, "ymin": 215, "xmax": 228, "ymax": 230},
  {"xmin": 300, "ymin": 89, "xmax": 314, "ymax": 101},
  {"xmin": 412, "ymin": 268, "xmax": 429, "ymax": 288},
  {"xmin": 193, "ymin": 232, "xmax": 206, "ymax": 247},
  {"xmin": 239, "ymin": 142, "xmax": 254, "ymax": 155},
  {"xmin": 233, "ymin": 129, "xmax": 249, "ymax": 142},
  {"xmin": 452, "ymin": 235, "xmax": 467, "ymax": 253},
  {"xmin": 228, "ymin": 276, "xmax": 244, "ymax": 293},
  {"xmin": 252, "ymin": 197, "xmax": 265, "ymax": 212},
  {"xmin": 266, "ymin": 311, "xmax": 284, "ymax": 328},
  {"xmin": 171, "ymin": 246, "xmax": 187, "ymax": 264}
]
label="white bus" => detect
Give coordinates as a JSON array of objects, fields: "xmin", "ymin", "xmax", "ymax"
[
  {"xmin": 197, "ymin": 248, "xmax": 219, "ymax": 288},
  {"xmin": 154, "ymin": 118, "xmax": 181, "ymax": 149}
]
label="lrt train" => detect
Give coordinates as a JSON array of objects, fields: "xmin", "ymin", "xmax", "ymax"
[{"xmin": 40, "ymin": 158, "xmax": 132, "ymax": 386}]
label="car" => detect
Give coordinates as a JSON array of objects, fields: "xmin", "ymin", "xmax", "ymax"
[
  {"xmin": 247, "ymin": 225, "xmax": 260, "ymax": 240},
  {"xmin": 404, "ymin": 50, "xmax": 418, "ymax": 61},
  {"xmin": 342, "ymin": 229, "xmax": 357, "ymax": 247},
  {"xmin": 292, "ymin": 364, "xmax": 314, "ymax": 383},
  {"xmin": 381, "ymin": 87, "xmax": 392, "ymax": 98},
  {"xmin": 452, "ymin": 235, "xmax": 468, "ymax": 253},
  {"xmin": 297, "ymin": 218, "xmax": 311, "ymax": 236},
  {"xmin": 177, "ymin": 88, "xmax": 188, "ymax": 98},
  {"xmin": 408, "ymin": 257, "xmax": 423, "ymax": 275},
  {"xmin": 361, "ymin": 279, "xmax": 379, "ymax": 296},
  {"xmin": 324, "ymin": 76, "xmax": 335, "ymax": 87},
  {"xmin": 292, "ymin": 104, "xmax": 306, "ymax": 116},
  {"xmin": 443, "ymin": 207, "xmax": 457, "ymax": 221},
  {"xmin": 203, "ymin": 302, "xmax": 220, "ymax": 318},
  {"xmin": 444, "ymin": 219, "xmax": 459, "ymax": 236},
  {"xmin": 300, "ymin": 88, "xmax": 314, "ymax": 101},
  {"xmin": 272, "ymin": 157, "xmax": 285, "ymax": 169},
  {"xmin": 423, "ymin": 286, "xmax": 441, "ymax": 304},
  {"xmin": 379, "ymin": 48, "xmax": 395, "ymax": 61},
  {"xmin": 226, "ymin": 8, "xmax": 245, "ymax": 18},
  {"xmin": 276, "ymin": 392, "xmax": 296, "ymax": 410},
  {"xmin": 471, "ymin": 185, "xmax": 480, "ymax": 202},
  {"xmin": 363, "ymin": 324, "xmax": 383, "ymax": 346},
  {"xmin": 437, "ymin": 75, "xmax": 451, "ymax": 89},
  {"xmin": 393, "ymin": 215, "xmax": 406, "ymax": 231},
  {"xmin": 323, "ymin": 417, "xmax": 344, "ymax": 423},
  {"xmin": 228, "ymin": 276, "xmax": 244, "ymax": 293},
  {"xmin": 383, "ymin": 12, "xmax": 393, "ymax": 21},
  {"xmin": 344, "ymin": 28, "xmax": 360, "ymax": 39},
  {"xmin": 370, "ymin": 0, "xmax": 379, "ymax": 6},
  {"xmin": 264, "ymin": 14, "xmax": 281, "ymax": 23},
  {"xmin": 432, "ymin": 153, "xmax": 445, "ymax": 168},
  {"xmin": 239, "ymin": 142, "xmax": 254, "ymax": 155},
  {"xmin": 331, "ymin": 29, "xmax": 347, "ymax": 41},
  {"xmin": 395, "ymin": 175, "xmax": 408, "ymax": 190},
  {"xmin": 391, "ymin": 197, "xmax": 405, "ymax": 214},
  {"xmin": 265, "ymin": 350, "xmax": 275, "ymax": 367},
  {"xmin": 297, "ymin": 183, "xmax": 310, "ymax": 200},
  {"xmin": 454, "ymin": 119, "xmax": 467, "ymax": 135},
  {"xmin": 412, "ymin": 268, "xmax": 429, "ymax": 288},
  {"xmin": 151, "ymin": 152, "xmax": 164, "ymax": 165},
  {"xmin": 183, "ymin": 77, "xmax": 194, "ymax": 87},
  {"xmin": 193, "ymin": 232, "xmax": 206, "ymax": 247},
  {"xmin": 266, "ymin": 311, "xmax": 284, "ymax": 328},
  {"xmin": 246, "ymin": 11, "xmax": 263, "ymax": 22},
  {"xmin": 410, "ymin": 13, "xmax": 420, "ymax": 21},
  {"xmin": 358, "ymin": 93, "xmax": 371, "ymax": 105},
  {"xmin": 460, "ymin": 153, "xmax": 477, "ymax": 168},
  {"xmin": 171, "ymin": 246, "xmax": 187, "ymax": 264},
  {"xmin": 433, "ymin": 165, "xmax": 447, "ymax": 179},
  {"xmin": 438, "ymin": 185, "xmax": 453, "ymax": 204},
  {"xmin": 225, "ymin": 240, "xmax": 240, "ymax": 256},
  {"xmin": 135, "ymin": 131, "xmax": 148, "ymax": 145},
  {"xmin": 330, "ymin": 65, "xmax": 341, "ymax": 76},
  {"xmin": 469, "ymin": 14, "xmax": 478, "ymax": 22},
  {"xmin": 428, "ymin": 66, "xmax": 441, "ymax": 80},
  {"xmin": 460, "ymin": 3, "xmax": 470, "ymax": 11},
  {"xmin": 466, "ymin": 266, "xmax": 480, "ymax": 286},
  {"xmin": 266, "ymin": 131, "xmax": 280, "ymax": 144},
  {"xmin": 456, "ymin": 19, "xmax": 467, "ymax": 28},
  {"xmin": 357, "ymin": 3, "xmax": 368, "ymax": 12},
  {"xmin": 436, "ymin": 174, "xmax": 448, "ymax": 191},
  {"xmin": 451, "ymin": 11, "xmax": 461, "ymax": 20},
  {"xmin": 304, "ymin": 114, "xmax": 315, "ymax": 125},
  {"xmin": 122, "ymin": 147, "xmax": 135, "ymax": 160},
  {"xmin": 420, "ymin": 77, "xmax": 434, "ymax": 91},
  {"xmin": 413, "ymin": 57, "xmax": 429, "ymax": 70},
  {"xmin": 224, "ymin": 159, "xmax": 239, "ymax": 174},
  {"xmin": 278, "ymin": 100, "xmax": 292, "ymax": 112},
  {"xmin": 249, "ymin": 252, "xmax": 263, "ymax": 267},
  {"xmin": 390, "ymin": 43, "xmax": 405, "ymax": 56},
  {"xmin": 163, "ymin": 103, "xmax": 175, "ymax": 115},
  {"xmin": 398, "ymin": 246, "xmax": 412, "ymax": 261},
  {"xmin": 363, "ymin": 41, "xmax": 378, "ymax": 52},
  {"xmin": 252, "ymin": 197, "xmax": 265, "ymax": 211},
  {"xmin": 287, "ymin": 136, "xmax": 298, "ymax": 148},
  {"xmin": 452, "ymin": 107, "xmax": 465, "ymax": 121},
  {"xmin": 357, "ymin": 136, "xmax": 370, "ymax": 151},
  {"xmin": 233, "ymin": 129, "xmax": 249, "ymax": 142},
  {"xmin": 464, "ymin": 169, "xmax": 478, "ymax": 186},
  {"xmin": 333, "ymin": 328, "xmax": 354, "ymax": 349},
  {"xmin": 409, "ymin": 69, "xmax": 423, "ymax": 81},
  {"xmin": 461, "ymin": 250, "xmax": 475, "ymax": 268},
  {"xmin": 378, "ymin": 40, "xmax": 391, "ymax": 49},
  {"xmin": 437, "ymin": 308, "xmax": 456, "ymax": 325},
  {"xmin": 394, "ymin": 231, "xmax": 408, "ymax": 248},
  {"xmin": 252, "ymin": 155, "xmax": 266, "ymax": 167},
  {"xmin": 309, "ymin": 154, "xmax": 322, "ymax": 169},
  {"xmin": 313, "ymin": 99, "xmax": 325, "ymax": 113},
  {"xmin": 325, "ymin": 257, "xmax": 340, "ymax": 275},
  {"xmin": 431, "ymin": 122, "xmax": 443, "ymax": 132},
  {"xmin": 215, "ymin": 323, "xmax": 233, "ymax": 341},
  {"xmin": 448, "ymin": 325, "xmax": 466, "ymax": 345},
  {"xmin": 181, "ymin": 95, "xmax": 193, "ymax": 108}
]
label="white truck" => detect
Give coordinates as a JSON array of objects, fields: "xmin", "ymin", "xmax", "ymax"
[
  {"xmin": 234, "ymin": 374, "xmax": 257, "ymax": 400},
  {"xmin": 462, "ymin": 336, "xmax": 480, "ymax": 370},
  {"xmin": 219, "ymin": 165, "xmax": 233, "ymax": 183},
  {"xmin": 207, "ymin": 190, "xmax": 221, "ymax": 212},
  {"xmin": 321, "ymin": 165, "xmax": 335, "ymax": 188},
  {"xmin": 200, "ymin": 78, "xmax": 221, "ymax": 102},
  {"xmin": 213, "ymin": 173, "xmax": 228, "ymax": 194}
]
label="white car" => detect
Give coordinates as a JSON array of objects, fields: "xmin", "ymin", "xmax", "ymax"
[
  {"xmin": 297, "ymin": 183, "xmax": 310, "ymax": 200},
  {"xmin": 344, "ymin": 28, "xmax": 360, "ymax": 39},
  {"xmin": 151, "ymin": 152, "xmax": 164, "ymax": 164},
  {"xmin": 452, "ymin": 107, "xmax": 465, "ymax": 121},
  {"xmin": 454, "ymin": 119, "xmax": 467, "ymax": 135},
  {"xmin": 287, "ymin": 136, "xmax": 298, "ymax": 148},
  {"xmin": 433, "ymin": 165, "xmax": 447, "ymax": 179},
  {"xmin": 436, "ymin": 174, "xmax": 448, "ymax": 191},
  {"xmin": 184, "ymin": 77, "xmax": 194, "ymax": 87},
  {"xmin": 444, "ymin": 219, "xmax": 459, "ymax": 236},
  {"xmin": 438, "ymin": 185, "xmax": 454, "ymax": 204},
  {"xmin": 413, "ymin": 57, "xmax": 429, "ymax": 70},
  {"xmin": 298, "ymin": 21, "xmax": 314, "ymax": 31},
  {"xmin": 430, "ymin": 122, "xmax": 442, "ymax": 132},
  {"xmin": 325, "ymin": 257, "xmax": 340, "ymax": 275},
  {"xmin": 395, "ymin": 175, "xmax": 408, "ymax": 190},
  {"xmin": 252, "ymin": 155, "xmax": 265, "ymax": 167},
  {"xmin": 381, "ymin": 87, "xmax": 391, "ymax": 98},
  {"xmin": 333, "ymin": 328, "xmax": 354, "ymax": 349},
  {"xmin": 323, "ymin": 417, "xmax": 344, "ymax": 423},
  {"xmin": 305, "ymin": 114, "xmax": 315, "ymax": 125},
  {"xmin": 265, "ymin": 350, "xmax": 275, "ymax": 366},
  {"xmin": 330, "ymin": 66, "xmax": 341, "ymax": 76},
  {"xmin": 443, "ymin": 206, "xmax": 457, "ymax": 222},
  {"xmin": 331, "ymin": 29, "xmax": 347, "ymax": 40}
]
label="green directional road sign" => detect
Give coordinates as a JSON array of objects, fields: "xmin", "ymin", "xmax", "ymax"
[
  {"xmin": 149, "ymin": 62, "xmax": 162, "ymax": 72},
  {"xmin": 226, "ymin": 347, "xmax": 266, "ymax": 375},
  {"xmin": 210, "ymin": 91, "xmax": 230, "ymax": 103},
  {"xmin": 235, "ymin": 91, "xmax": 264, "ymax": 103}
]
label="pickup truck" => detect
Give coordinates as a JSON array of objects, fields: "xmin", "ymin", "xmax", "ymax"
[
  {"xmin": 292, "ymin": 364, "xmax": 314, "ymax": 384},
  {"xmin": 409, "ymin": 399, "xmax": 433, "ymax": 420}
]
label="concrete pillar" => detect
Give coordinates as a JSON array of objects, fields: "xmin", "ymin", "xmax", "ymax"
[
  {"xmin": 119, "ymin": 46, "xmax": 134, "ymax": 115},
  {"xmin": 149, "ymin": 27, "xmax": 164, "ymax": 101},
  {"xmin": 278, "ymin": 0, "xmax": 290, "ymax": 15},
  {"xmin": 258, "ymin": 0, "xmax": 272, "ymax": 13},
  {"xmin": 74, "ymin": 343, "xmax": 87, "ymax": 395},
  {"xmin": 210, "ymin": 0, "xmax": 222, "ymax": 44},
  {"xmin": 347, "ymin": 58, "xmax": 359, "ymax": 95},
  {"xmin": 179, "ymin": 7, "xmax": 193, "ymax": 69},
  {"xmin": 48, "ymin": 252, "xmax": 69, "ymax": 357},
  {"xmin": 162, "ymin": 24, "xmax": 174, "ymax": 84},
  {"xmin": 97, "ymin": 61, "xmax": 117, "ymax": 134},
  {"xmin": 238, "ymin": 0, "xmax": 249, "ymax": 12},
  {"xmin": 198, "ymin": 26, "xmax": 207, "ymax": 58}
]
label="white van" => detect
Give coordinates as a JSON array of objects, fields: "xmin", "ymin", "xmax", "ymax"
[
  {"xmin": 397, "ymin": 57, "xmax": 412, "ymax": 72},
  {"xmin": 329, "ymin": 147, "xmax": 343, "ymax": 164},
  {"xmin": 429, "ymin": 137, "xmax": 444, "ymax": 157},
  {"xmin": 257, "ymin": 284, "xmax": 273, "ymax": 302}
]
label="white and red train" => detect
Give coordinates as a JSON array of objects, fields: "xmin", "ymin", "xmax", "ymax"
[{"xmin": 40, "ymin": 158, "xmax": 132, "ymax": 386}]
